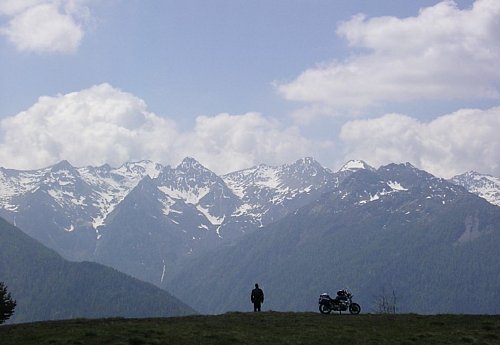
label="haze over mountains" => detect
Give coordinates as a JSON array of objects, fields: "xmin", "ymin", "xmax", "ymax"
[{"xmin": 1, "ymin": 157, "xmax": 499, "ymax": 316}]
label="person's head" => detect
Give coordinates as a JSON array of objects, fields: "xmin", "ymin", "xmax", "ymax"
[{"xmin": 255, "ymin": 283, "xmax": 259, "ymax": 288}]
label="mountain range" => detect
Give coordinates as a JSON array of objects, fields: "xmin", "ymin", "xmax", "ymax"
[
  {"xmin": 0, "ymin": 157, "xmax": 340, "ymax": 287},
  {"xmin": 1, "ymin": 157, "xmax": 499, "ymax": 315},
  {"xmin": 167, "ymin": 162, "xmax": 500, "ymax": 314}
]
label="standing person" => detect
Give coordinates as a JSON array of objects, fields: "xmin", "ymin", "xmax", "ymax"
[{"xmin": 251, "ymin": 283, "xmax": 264, "ymax": 312}]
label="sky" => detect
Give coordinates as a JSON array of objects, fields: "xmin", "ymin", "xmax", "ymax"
[{"xmin": 0, "ymin": 0, "xmax": 499, "ymax": 178}]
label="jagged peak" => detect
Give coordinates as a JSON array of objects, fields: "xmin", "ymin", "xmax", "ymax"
[
  {"xmin": 94, "ymin": 163, "xmax": 112, "ymax": 173},
  {"xmin": 282, "ymin": 157, "xmax": 331, "ymax": 178},
  {"xmin": 291, "ymin": 157, "xmax": 322, "ymax": 168},
  {"xmin": 177, "ymin": 157, "xmax": 210, "ymax": 172},
  {"xmin": 116, "ymin": 160, "xmax": 163, "ymax": 179},
  {"xmin": 179, "ymin": 156, "xmax": 199, "ymax": 165},
  {"xmin": 50, "ymin": 160, "xmax": 75, "ymax": 172},
  {"xmin": 382, "ymin": 162, "xmax": 417, "ymax": 170},
  {"xmin": 451, "ymin": 170, "xmax": 500, "ymax": 185},
  {"xmin": 452, "ymin": 171, "xmax": 484, "ymax": 179},
  {"xmin": 121, "ymin": 159, "xmax": 155, "ymax": 168},
  {"xmin": 379, "ymin": 162, "xmax": 436, "ymax": 178}
]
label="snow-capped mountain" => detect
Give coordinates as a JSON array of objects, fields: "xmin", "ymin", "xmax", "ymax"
[
  {"xmin": 155, "ymin": 157, "xmax": 240, "ymax": 236},
  {"xmin": 92, "ymin": 157, "xmax": 340, "ymax": 286},
  {"xmin": 0, "ymin": 160, "xmax": 162, "ymax": 259},
  {"xmin": 168, "ymin": 162, "xmax": 500, "ymax": 314},
  {"xmin": 222, "ymin": 157, "xmax": 336, "ymax": 228},
  {"xmin": 0, "ymin": 157, "xmax": 339, "ymax": 285},
  {"xmin": 1, "ymin": 157, "xmax": 499, "ymax": 291},
  {"xmin": 450, "ymin": 171, "xmax": 500, "ymax": 207},
  {"xmin": 0, "ymin": 159, "xmax": 161, "ymax": 229}
]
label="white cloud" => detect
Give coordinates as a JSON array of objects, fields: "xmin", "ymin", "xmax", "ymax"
[
  {"xmin": 0, "ymin": 84, "xmax": 326, "ymax": 174},
  {"xmin": 176, "ymin": 113, "xmax": 325, "ymax": 173},
  {"xmin": 0, "ymin": 83, "xmax": 180, "ymax": 169},
  {"xmin": 277, "ymin": 0, "xmax": 500, "ymax": 118},
  {"xmin": 0, "ymin": 0, "xmax": 91, "ymax": 54},
  {"xmin": 339, "ymin": 107, "xmax": 500, "ymax": 178}
]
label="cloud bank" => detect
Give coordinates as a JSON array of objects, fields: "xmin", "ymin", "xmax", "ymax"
[
  {"xmin": 340, "ymin": 107, "xmax": 500, "ymax": 178},
  {"xmin": 277, "ymin": 0, "xmax": 500, "ymax": 118},
  {"xmin": 0, "ymin": 0, "xmax": 91, "ymax": 54},
  {"xmin": 0, "ymin": 83, "xmax": 498, "ymax": 178},
  {"xmin": 0, "ymin": 84, "xmax": 324, "ymax": 174}
]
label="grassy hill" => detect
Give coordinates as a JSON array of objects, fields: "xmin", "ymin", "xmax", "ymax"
[{"xmin": 1, "ymin": 312, "xmax": 499, "ymax": 345}]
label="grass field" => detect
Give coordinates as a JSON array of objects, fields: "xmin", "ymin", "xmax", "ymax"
[{"xmin": 1, "ymin": 312, "xmax": 499, "ymax": 345}]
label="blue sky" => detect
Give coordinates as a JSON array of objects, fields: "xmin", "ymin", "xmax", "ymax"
[{"xmin": 1, "ymin": 0, "xmax": 499, "ymax": 177}]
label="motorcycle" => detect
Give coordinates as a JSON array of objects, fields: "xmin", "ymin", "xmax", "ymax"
[{"xmin": 318, "ymin": 288, "xmax": 361, "ymax": 315}]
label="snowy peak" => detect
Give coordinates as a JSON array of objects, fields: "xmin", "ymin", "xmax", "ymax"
[
  {"xmin": 223, "ymin": 157, "xmax": 332, "ymax": 195},
  {"xmin": 43, "ymin": 161, "xmax": 82, "ymax": 187},
  {"xmin": 222, "ymin": 157, "xmax": 335, "ymax": 227},
  {"xmin": 152, "ymin": 158, "xmax": 239, "ymax": 228},
  {"xmin": 331, "ymin": 162, "xmax": 469, "ymax": 211},
  {"xmin": 177, "ymin": 157, "xmax": 207, "ymax": 172},
  {"xmin": 114, "ymin": 160, "xmax": 163, "ymax": 180},
  {"xmin": 283, "ymin": 157, "xmax": 328, "ymax": 178},
  {"xmin": 338, "ymin": 159, "xmax": 374, "ymax": 173},
  {"xmin": 171, "ymin": 157, "xmax": 220, "ymax": 187},
  {"xmin": 450, "ymin": 171, "xmax": 500, "ymax": 207},
  {"xmin": 156, "ymin": 158, "xmax": 219, "ymax": 201}
]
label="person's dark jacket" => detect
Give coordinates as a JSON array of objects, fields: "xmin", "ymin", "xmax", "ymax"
[{"xmin": 251, "ymin": 287, "xmax": 264, "ymax": 304}]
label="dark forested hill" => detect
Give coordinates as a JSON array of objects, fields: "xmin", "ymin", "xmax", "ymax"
[{"xmin": 0, "ymin": 217, "xmax": 195, "ymax": 323}]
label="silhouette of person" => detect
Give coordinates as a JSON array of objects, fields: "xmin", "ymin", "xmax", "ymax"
[{"xmin": 251, "ymin": 283, "xmax": 264, "ymax": 312}]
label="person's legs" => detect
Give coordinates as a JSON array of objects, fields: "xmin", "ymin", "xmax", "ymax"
[{"xmin": 254, "ymin": 302, "xmax": 261, "ymax": 312}]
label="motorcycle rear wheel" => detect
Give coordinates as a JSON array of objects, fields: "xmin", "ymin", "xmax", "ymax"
[
  {"xmin": 319, "ymin": 304, "xmax": 332, "ymax": 314},
  {"xmin": 349, "ymin": 303, "xmax": 361, "ymax": 315}
]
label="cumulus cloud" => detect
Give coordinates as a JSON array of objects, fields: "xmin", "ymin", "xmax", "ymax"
[
  {"xmin": 176, "ymin": 113, "xmax": 324, "ymax": 173},
  {"xmin": 339, "ymin": 107, "xmax": 500, "ymax": 178},
  {"xmin": 0, "ymin": 0, "xmax": 91, "ymax": 54},
  {"xmin": 277, "ymin": 0, "xmax": 500, "ymax": 118},
  {"xmin": 0, "ymin": 83, "xmax": 180, "ymax": 169},
  {"xmin": 0, "ymin": 84, "xmax": 326, "ymax": 174}
]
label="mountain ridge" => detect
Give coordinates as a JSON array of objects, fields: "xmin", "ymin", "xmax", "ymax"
[{"xmin": 1, "ymin": 158, "xmax": 499, "ymax": 296}]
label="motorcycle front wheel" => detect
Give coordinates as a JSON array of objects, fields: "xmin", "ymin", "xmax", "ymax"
[
  {"xmin": 319, "ymin": 304, "xmax": 332, "ymax": 314},
  {"xmin": 349, "ymin": 303, "xmax": 361, "ymax": 315}
]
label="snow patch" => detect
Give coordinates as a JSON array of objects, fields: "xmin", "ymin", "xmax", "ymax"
[
  {"xmin": 340, "ymin": 160, "xmax": 367, "ymax": 172},
  {"xmin": 387, "ymin": 181, "xmax": 408, "ymax": 191},
  {"xmin": 158, "ymin": 186, "xmax": 210, "ymax": 205},
  {"xmin": 196, "ymin": 205, "xmax": 224, "ymax": 225},
  {"xmin": 160, "ymin": 260, "xmax": 166, "ymax": 283},
  {"xmin": 198, "ymin": 224, "xmax": 209, "ymax": 230}
]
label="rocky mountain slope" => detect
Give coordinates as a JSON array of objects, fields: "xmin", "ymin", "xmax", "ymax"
[{"xmin": 167, "ymin": 163, "xmax": 500, "ymax": 314}]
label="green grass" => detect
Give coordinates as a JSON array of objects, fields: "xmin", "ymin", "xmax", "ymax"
[{"xmin": 1, "ymin": 312, "xmax": 499, "ymax": 345}]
